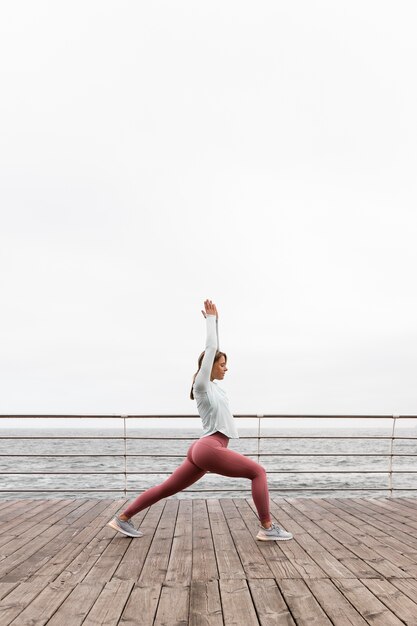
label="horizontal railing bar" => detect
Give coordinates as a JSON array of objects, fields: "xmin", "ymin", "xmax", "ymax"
[
  {"xmin": 3, "ymin": 470, "xmax": 417, "ymax": 475},
  {"xmin": 2, "ymin": 453, "xmax": 417, "ymax": 458},
  {"xmin": 1, "ymin": 414, "xmax": 416, "ymax": 418},
  {"xmin": 0, "ymin": 452, "xmax": 417, "ymax": 459},
  {"xmin": 1, "ymin": 487, "xmax": 417, "ymax": 493},
  {"xmin": 1, "ymin": 436, "xmax": 416, "ymax": 440}
]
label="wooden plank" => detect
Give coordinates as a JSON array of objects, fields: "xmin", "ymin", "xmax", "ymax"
[
  {"xmin": 358, "ymin": 498, "xmax": 417, "ymax": 536},
  {"xmin": 0, "ymin": 499, "xmax": 36, "ymax": 525},
  {"xmin": 273, "ymin": 499, "xmax": 383, "ymax": 579},
  {"xmin": 278, "ymin": 578, "xmax": 333, "ymax": 625},
  {"xmin": 152, "ymin": 584, "xmax": 189, "ymax": 626},
  {"xmin": 45, "ymin": 501, "xmax": 130, "ymax": 584},
  {"xmin": 0, "ymin": 499, "xmax": 21, "ymax": 516},
  {"xmin": 361, "ymin": 578, "xmax": 417, "ymax": 625},
  {"xmin": 219, "ymin": 499, "xmax": 273, "ymax": 579},
  {"xmin": 251, "ymin": 495, "xmax": 309, "ymax": 538},
  {"xmin": 41, "ymin": 582, "xmax": 104, "ymax": 626},
  {"xmin": 248, "ymin": 579, "xmax": 296, "ymax": 626},
  {"xmin": 331, "ymin": 498, "xmax": 417, "ymax": 544},
  {"xmin": 1, "ymin": 499, "xmax": 79, "ymax": 535},
  {"xmin": 82, "ymin": 579, "xmax": 135, "ymax": 626},
  {"xmin": 0, "ymin": 582, "xmax": 19, "ymax": 601},
  {"xmin": 8, "ymin": 579, "xmax": 76, "ymax": 626},
  {"xmin": 320, "ymin": 497, "xmax": 417, "ymax": 536},
  {"xmin": 328, "ymin": 516, "xmax": 417, "ymax": 576},
  {"xmin": 34, "ymin": 499, "xmax": 126, "ymax": 584},
  {"xmin": 69, "ymin": 498, "xmax": 126, "ymax": 544},
  {"xmin": 82, "ymin": 533, "xmax": 132, "ymax": 584},
  {"xmin": 396, "ymin": 497, "xmax": 417, "ymax": 513},
  {"xmin": 305, "ymin": 579, "xmax": 368, "ymax": 625},
  {"xmin": 239, "ymin": 498, "xmax": 328, "ymax": 579},
  {"xmin": 0, "ymin": 499, "xmax": 79, "ymax": 550},
  {"xmin": 165, "ymin": 499, "xmax": 193, "ymax": 585},
  {"xmin": 0, "ymin": 500, "xmax": 104, "ymax": 584},
  {"xmin": 316, "ymin": 498, "xmax": 417, "ymax": 566},
  {"xmin": 319, "ymin": 519, "xmax": 409, "ymax": 579},
  {"xmin": 76, "ymin": 500, "xmax": 150, "ymax": 586},
  {"xmin": 113, "ymin": 500, "xmax": 165, "ymax": 582},
  {"xmin": 0, "ymin": 527, "xmax": 81, "ymax": 584},
  {"xmin": 0, "ymin": 522, "xmax": 54, "ymax": 557},
  {"xmin": 389, "ymin": 577, "xmax": 417, "ymax": 603},
  {"xmin": 47, "ymin": 535, "xmax": 112, "ymax": 589},
  {"xmin": 0, "ymin": 536, "xmax": 16, "ymax": 554},
  {"xmin": 291, "ymin": 530, "xmax": 357, "ymax": 579},
  {"xmin": 191, "ymin": 499, "xmax": 218, "ymax": 582},
  {"xmin": 137, "ymin": 499, "xmax": 179, "ymax": 585},
  {"xmin": 362, "ymin": 497, "xmax": 417, "ymax": 524},
  {"xmin": 65, "ymin": 498, "xmax": 118, "ymax": 529},
  {"xmin": 206, "ymin": 499, "xmax": 246, "ymax": 580},
  {"xmin": 317, "ymin": 498, "xmax": 417, "ymax": 559},
  {"xmin": 380, "ymin": 496, "xmax": 417, "ymax": 514},
  {"xmin": 333, "ymin": 578, "xmax": 406, "ymax": 626},
  {"xmin": 0, "ymin": 575, "xmax": 53, "ymax": 624},
  {"xmin": 316, "ymin": 498, "xmax": 406, "ymax": 539},
  {"xmin": 0, "ymin": 499, "xmax": 68, "ymax": 531},
  {"xmin": 292, "ymin": 500, "xmax": 409, "ymax": 579},
  {"xmin": 118, "ymin": 584, "xmax": 161, "ymax": 626},
  {"xmin": 275, "ymin": 498, "xmax": 341, "ymax": 542},
  {"xmin": 219, "ymin": 579, "xmax": 260, "ymax": 626},
  {"xmin": 31, "ymin": 498, "xmax": 87, "ymax": 527},
  {"xmin": 267, "ymin": 499, "xmax": 355, "ymax": 579},
  {"xmin": 0, "ymin": 524, "xmax": 67, "ymax": 580},
  {"xmin": 235, "ymin": 499, "xmax": 306, "ymax": 579},
  {"xmin": 189, "ymin": 581, "xmax": 223, "ymax": 626}
]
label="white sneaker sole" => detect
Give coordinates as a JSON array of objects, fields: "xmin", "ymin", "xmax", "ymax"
[
  {"xmin": 107, "ymin": 519, "xmax": 143, "ymax": 538},
  {"xmin": 256, "ymin": 533, "xmax": 293, "ymax": 541}
]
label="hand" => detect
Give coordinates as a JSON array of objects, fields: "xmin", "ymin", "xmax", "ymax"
[{"xmin": 201, "ymin": 299, "xmax": 218, "ymax": 319}]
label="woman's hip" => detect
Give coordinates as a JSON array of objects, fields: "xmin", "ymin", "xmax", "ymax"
[{"xmin": 187, "ymin": 431, "xmax": 229, "ymax": 464}]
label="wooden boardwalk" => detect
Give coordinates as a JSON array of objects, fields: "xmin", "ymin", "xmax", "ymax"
[{"xmin": 0, "ymin": 497, "xmax": 417, "ymax": 625}]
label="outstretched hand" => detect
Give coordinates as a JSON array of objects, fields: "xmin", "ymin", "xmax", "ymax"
[{"xmin": 201, "ymin": 299, "xmax": 218, "ymax": 319}]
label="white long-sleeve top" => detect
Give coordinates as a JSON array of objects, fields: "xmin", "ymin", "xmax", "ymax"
[{"xmin": 193, "ymin": 314, "xmax": 239, "ymax": 439}]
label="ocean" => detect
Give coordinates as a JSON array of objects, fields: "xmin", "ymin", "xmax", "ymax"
[{"xmin": 0, "ymin": 424, "xmax": 416, "ymax": 499}]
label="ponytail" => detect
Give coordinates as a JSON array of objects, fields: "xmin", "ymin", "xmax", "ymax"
[{"xmin": 190, "ymin": 351, "xmax": 205, "ymax": 400}]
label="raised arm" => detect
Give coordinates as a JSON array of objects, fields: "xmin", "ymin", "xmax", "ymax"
[{"xmin": 193, "ymin": 300, "xmax": 219, "ymax": 393}]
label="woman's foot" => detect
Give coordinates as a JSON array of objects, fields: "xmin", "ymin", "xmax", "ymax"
[
  {"xmin": 107, "ymin": 516, "xmax": 143, "ymax": 537},
  {"xmin": 256, "ymin": 522, "xmax": 293, "ymax": 541}
]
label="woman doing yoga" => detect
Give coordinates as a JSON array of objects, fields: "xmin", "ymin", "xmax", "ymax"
[{"xmin": 108, "ymin": 299, "xmax": 293, "ymax": 541}]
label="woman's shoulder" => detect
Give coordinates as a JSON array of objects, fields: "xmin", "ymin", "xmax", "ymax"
[{"xmin": 193, "ymin": 381, "xmax": 215, "ymax": 397}]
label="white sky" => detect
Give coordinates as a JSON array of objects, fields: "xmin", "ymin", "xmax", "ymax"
[{"xmin": 1, "ymin": 1, "xmax": 416, "ymax": 420}]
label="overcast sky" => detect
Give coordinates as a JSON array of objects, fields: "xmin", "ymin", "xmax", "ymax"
[{"xmin": 1, "ymin": 1, "xmax": 416, "ymax": 421}]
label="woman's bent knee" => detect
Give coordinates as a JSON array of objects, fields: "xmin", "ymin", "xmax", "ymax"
[{"xmin": 255, "ymin": 465, "xmax": 267, "ymax": 479}]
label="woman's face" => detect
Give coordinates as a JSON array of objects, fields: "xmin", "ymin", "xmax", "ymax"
[{"xmin": 211, "ymin": 356, "xmax": 228, "ymax": 381}]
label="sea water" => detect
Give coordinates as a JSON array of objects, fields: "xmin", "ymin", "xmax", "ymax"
[{"xmin": 0, "ymin": 424, "xmax": 416, "ymax": 499}]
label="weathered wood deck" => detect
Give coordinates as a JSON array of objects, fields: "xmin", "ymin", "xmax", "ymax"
[{"xmin": 0, "ymin": 496, "xmax": 416, "ymax": 625}]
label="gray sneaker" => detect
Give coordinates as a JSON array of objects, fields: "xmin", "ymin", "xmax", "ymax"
[
  {"xmin": 107, "ymin": 516, "xmax": 143, "ymax": 538},
  {"xmin": 256, "ymin": 522, "xmax": 293, "ymax": 541}
]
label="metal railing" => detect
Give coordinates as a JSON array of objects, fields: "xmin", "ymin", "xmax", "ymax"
[{"xmin": 0, "ymin": 414, "xmax": 416, "ymax": 497}]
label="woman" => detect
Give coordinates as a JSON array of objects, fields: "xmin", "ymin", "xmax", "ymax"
[{"xmin": 108, "ymin": 299, "xmax": 293, "ymax": 541}]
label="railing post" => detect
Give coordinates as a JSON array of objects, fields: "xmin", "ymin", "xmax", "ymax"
[
  {"xmin": 257, "ymin": 414, "xmax": 263, "ymax": 464},
  {"xmin": 122, "ymin": 415, "xmax": 128, "ymax": 497},
  {"xmin": 388, "ymin": 415, "xmax": 398, "ymax": 496}
]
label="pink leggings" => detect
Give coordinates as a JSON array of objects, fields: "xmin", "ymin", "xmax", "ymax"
[{"xmin": 122, "ymin": 431, "xmax": 271, "ymax": 524}]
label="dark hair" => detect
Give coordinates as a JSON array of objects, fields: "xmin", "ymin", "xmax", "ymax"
[{"xmin": 190, "ymin": 350, "xmax": 227, "ymax": 400}]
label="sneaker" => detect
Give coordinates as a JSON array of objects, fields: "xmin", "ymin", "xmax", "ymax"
[
  {"xmin": 256, "ymin": 522, "xmax": 293, "ymax": 541},
  {"xmin": 107, "ymin": 516, "xmax": 143, "ymax": 538}
]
